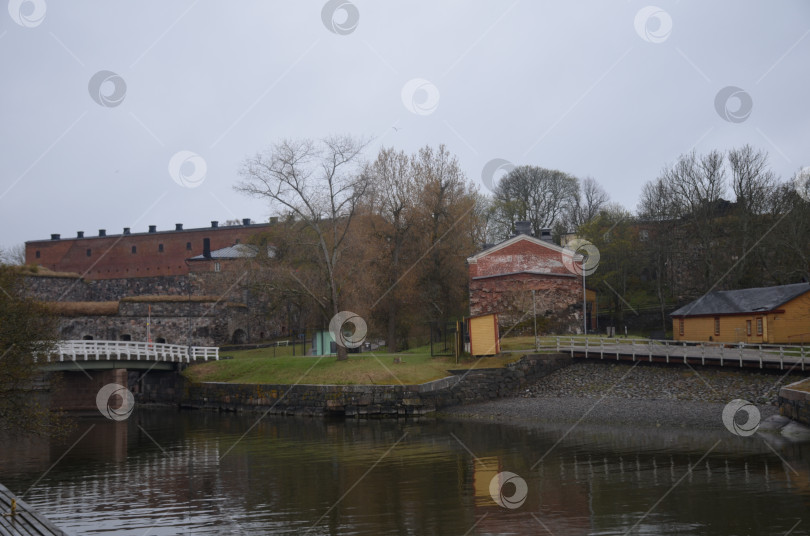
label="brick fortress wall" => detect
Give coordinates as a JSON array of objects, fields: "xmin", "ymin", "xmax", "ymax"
[{"xmin": 25, "ymin": 220, "xmax": 270, "ymax": 280}]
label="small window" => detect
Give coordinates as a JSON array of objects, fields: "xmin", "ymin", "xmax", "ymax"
[
  {"xmin": 158, "ymin": 244, "xmax": 164, "ymax": 252},
  {"xmin": 235, "ymin": 238, "xmax": 241, "ymax": 244},
  {"xmin": 714, "ymin": 317, "xmax": 720, "ymax": 336},
  {"xmin": 639, "ymin": 229, "xmax": 649, "ymax": 241},
  {"xmin": 678, "ymin": 318, "xmax": 684, "ymax": 336},
  {"xmin": 746, "ymin": 320, "xmax": 752, "ymax": 336},
  {"xmin": 186, "ymin": 242, "xmax": 192, "ymax": 250},
  {"xmin": 756, "ymin": 317, "xmax": 763, "ymax": 336},
  {"xmin": 214, "ymin": 262, "xmax": 221, "ymax": 272},
  {"xmin": 35, "ymin": 250, "xmax": 40, "ymax": 259},
  {"xmin": 86, "ymin": 248, "xmax": 91, "ymax": 257},
  {"xmin": 131, "ymin": 246, "xmax": 137, "ymax": 254},
  {"xmin": 120, "ymin": 334, "xmax": 131, "ymax": 341}
]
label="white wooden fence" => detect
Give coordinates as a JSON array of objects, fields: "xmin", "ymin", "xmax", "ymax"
[
  {"xmin": 547, "ymin": 337, "xmax": 807, "ymax": 370},
  {"xmin": 41, "ymin": 340, "xmax": 219, "ymax": 363}
]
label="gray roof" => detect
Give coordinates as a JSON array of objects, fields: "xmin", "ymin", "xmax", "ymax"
[
  {"xmin": 188, "ymin": 244, "xmax": 259, "ymax": 261},
  {"xmin": 671, "ymin": 282, "xmax": 810, "ymax": 317}
]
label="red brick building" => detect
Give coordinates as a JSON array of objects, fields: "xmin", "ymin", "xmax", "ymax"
[
  {"xmin": 25, "ymin": 219, "xmax": 270, "ymax": 280},
  {"xmin": 467, "ymin": 225, "xmax": 595, "ymax": 334}
]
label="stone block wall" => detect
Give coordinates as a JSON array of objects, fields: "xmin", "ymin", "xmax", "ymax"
[
  {"xmin": 469, "ymin": 273, "xmax": 583, "ymax": 333},
  {"xmin": 778, "ymin": 379, "xmax": 810, "ymax": 426},
  {"xmin": 56, "ymin": 301, "xmax": 250, "ymax": 346},
  {"xmin": 182, "ymin": 354, "xmax": 572, "ymax": 417}
]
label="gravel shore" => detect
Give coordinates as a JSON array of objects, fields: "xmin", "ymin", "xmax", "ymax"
[{"xmin": 440, "ymin": 361, "xmax": 807, "ymax": 429}]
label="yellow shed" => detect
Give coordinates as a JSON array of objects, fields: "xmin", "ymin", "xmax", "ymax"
[
  {"xmin": 467, "ymin": 313, "xmax": 500, "ymax": 356},
  {"xmin": 671, "ymin": 283, "xmax": 810, "ymax": 344}
]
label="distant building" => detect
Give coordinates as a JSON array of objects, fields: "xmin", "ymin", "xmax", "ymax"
[
  {"xmin": 187, "ymin": 243, "xmax": 275, "ymax": 273},
  {"xmin": 671, "ymin": 282, "xmax": 810, "ymax": 344},
  {"xmin": 25, "ymin": 219, "xmax": 269, "ymax": 280},
  {"xmin": 467, "ymin": 221, "xmax": 595, "ymax": 334}
]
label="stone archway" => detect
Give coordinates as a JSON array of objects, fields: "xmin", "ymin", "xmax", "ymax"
[{"xmin": 231, "ymin": 329, "xmax": 247, "ymax": 344}]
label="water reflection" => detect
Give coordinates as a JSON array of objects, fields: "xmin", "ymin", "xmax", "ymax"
[{"xmin": 0, "ymin": 409, "xmax": 808, "ymax": 535}]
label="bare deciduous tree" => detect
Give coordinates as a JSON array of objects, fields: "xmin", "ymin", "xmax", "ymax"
[
  {"xmin": 489, "ymin": 165, "xmax": 579, "ymax": 240},
  {"xmin": 235, "ymin": 135, "xmax": 368, "ymax": 360},
  {"xmin": 0, "ymin": 243, "xmax": 26, "ymax": 265},
  {"xmin": 570, "ymin": 176, "xmax": 610, "ymax": 228}
]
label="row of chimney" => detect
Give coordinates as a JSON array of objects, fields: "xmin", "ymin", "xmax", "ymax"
[
  {"xmin": 49, "ymin": 219, "xmax": 255, "ymax": 240},
  {"xmin": 513, "ymin": 220, "xmax": 553, "ymax": 242}
]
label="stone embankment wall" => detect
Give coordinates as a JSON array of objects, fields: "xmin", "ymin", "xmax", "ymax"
[
  {"xmin": 24, "ymin": 273, "xmax": 198, "ymax": 302},
  {"xmin": 182, "ymin": 354, "xmax": 572, "ymax": 417},
  {"xmin": 23, "ymin": 273, "xmax": 261, "ymax": 346},
  {"xmin": 778, "ymin": 379, "xmax": 810, "ymax": 426}
]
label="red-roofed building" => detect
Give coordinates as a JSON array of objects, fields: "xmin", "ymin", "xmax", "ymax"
[{"xmin": 467, "ymin": 224, "xmax": 595, "ymax": 334}]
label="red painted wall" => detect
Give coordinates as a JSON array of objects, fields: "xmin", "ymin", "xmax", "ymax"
[
  {"xmin": 26, "ymin": 223, "xmax": 271, "ymax": 280},
  {"xmin": 469, "ymin": 239, "xmax": 572, "ymax": 279}
]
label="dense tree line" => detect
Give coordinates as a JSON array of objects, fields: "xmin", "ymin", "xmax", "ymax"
[
  {"xmin": 581, "ymin": 145, "xmax": 810, "ymax": 334},
  {"xmin": 236, "ymin": 136, "xmax": 810, "ymax": 348}
]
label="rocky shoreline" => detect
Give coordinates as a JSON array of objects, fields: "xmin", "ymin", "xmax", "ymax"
[{"xmin": 440, "ymin": 360, "xmax": 807, "ymax": 430}]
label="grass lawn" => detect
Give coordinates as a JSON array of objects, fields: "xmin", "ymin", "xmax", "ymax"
[{"xmin": 184, "ymin": 344, "xmax": 524, "ymax": 385}]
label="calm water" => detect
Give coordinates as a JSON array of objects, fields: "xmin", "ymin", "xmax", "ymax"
[{"xmin": 1, "ymin": 408, "xmax": 809, "ymax": 535}]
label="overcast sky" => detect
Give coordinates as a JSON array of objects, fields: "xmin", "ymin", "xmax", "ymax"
[{"xmin": 1, "ymin": 1, "xmax": 808, "ymax": 250}]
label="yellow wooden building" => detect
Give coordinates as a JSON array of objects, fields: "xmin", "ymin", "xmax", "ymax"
[{"xmin": 671, "ymin": 282, "xmax": 810, "ymax": 344}]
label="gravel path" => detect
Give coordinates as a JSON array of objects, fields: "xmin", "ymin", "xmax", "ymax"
[{"xmin": 441, "ymin": 361, "xmax": 806, "ymax": 429}]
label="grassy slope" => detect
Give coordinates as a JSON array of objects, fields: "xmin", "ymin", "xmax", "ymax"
[{"xmin": 184, "ymin": 344, "xmax": 524, "ymax": 385}]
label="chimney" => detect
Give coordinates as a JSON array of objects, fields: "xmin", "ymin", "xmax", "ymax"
[
  {"xmin": 539, "ymin": 228, "xmax": 553, "ymax": 243},
  {"xmin": 514, "ymin": 221, "xmax": 532, "ymax": 236},
  {"xmin": 51, "ymin": 233, "xmax": 61, "ymax": 240},
  {"xmin": 99, "ymin": 229, "xmax": 106, "ymax": 237},
  {"xmin": 123, "ymin": 227, "xmax": 130, "ymax": 235},
  {"xmin": 269, "ymin": 216, "xmax": 278, "ymax": 224},
  {"xmin": 175, "ymin": 223, "xmax": 183, "ymax": 231},
  {"xmin": 211, "ymin": 221, "xmax": 218, "ymax": 228},
  {"xmin": 77, "ymin": 231, "xmax": 84, "ymax": 238},
  {"xmin": 203, "ymin": 238, "xmax": 211, "ymax": 259},
  {"xmin": 242, "ymin": 218, "xmax": 251, "ymax": 226},
  {"xmin": 148, "ymin": 225, "xmax": 157, "ymax": 233}
]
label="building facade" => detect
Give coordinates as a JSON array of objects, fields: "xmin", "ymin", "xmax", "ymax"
[
  {"xmin": 671, "ymin": 282, "xmax": 810, "ymax": 344},
  {"xmin": 467, "ymin": 224, "xmax": 595, "ymax": 334},
  {"xmin": 25, "ymin": 219, "xmax": 269, "ymax": 280}
]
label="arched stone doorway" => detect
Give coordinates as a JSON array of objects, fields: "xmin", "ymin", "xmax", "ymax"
[{"xmin": 231, "ymin": 329, "xmax": 247, "ymax": 344}]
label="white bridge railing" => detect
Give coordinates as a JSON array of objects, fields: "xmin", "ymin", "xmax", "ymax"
[
  {"xmin": 42, "ymin": 340, "xmax": 219, "ymax": 363},
  {"xmin": 550, "ymin": 337, "xmax": 806, "ymax": 371}
]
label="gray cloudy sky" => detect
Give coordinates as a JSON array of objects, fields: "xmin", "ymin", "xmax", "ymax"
[{"xmin": 1, "ymin": 1, "xmax": 808, "ymax": 250}]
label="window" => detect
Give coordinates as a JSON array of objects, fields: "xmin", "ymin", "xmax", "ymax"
[
  {"xmin": 158, "ymin": 244, "xmax": 164, "ymax": 252},
  {"xmin": 746, "ymin": 320, "xmax": 752, "ymax": 336},
  {"xmin": 756, "ymin": 317, "xmax": 763, "ymax": 336},
  {"xmin": 86, "ymin": 249, "xmax": 91, "ymax": 257},
  {"xmin": 678, "ymin": 318, "xmax": 684, "ymax": 336},
  {"xmin": 186, "ymin": 242, "xmax": 192, "ymax": 250},
  {"xmin": 214, "ymin": 262, "xmax": 221, "ymax": 272},
  {"xmin": 639, "ymin": 229, "xmax": 649, "ymax": 241},
  {"xmin": 131, "ymin": 246, "xmax": 137, "ymax": 254},
  {"xmin": 714, "ymin": 317, "xmax": 720, "ymax": 336},
  {"xmin": 35, "ymin": 250, "xmax": 40, "ymax": 259}
]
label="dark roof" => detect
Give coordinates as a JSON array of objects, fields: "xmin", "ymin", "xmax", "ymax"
[{"xmin": 671, "ymin": 283, "xmax": 810, "ymax": 317}]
